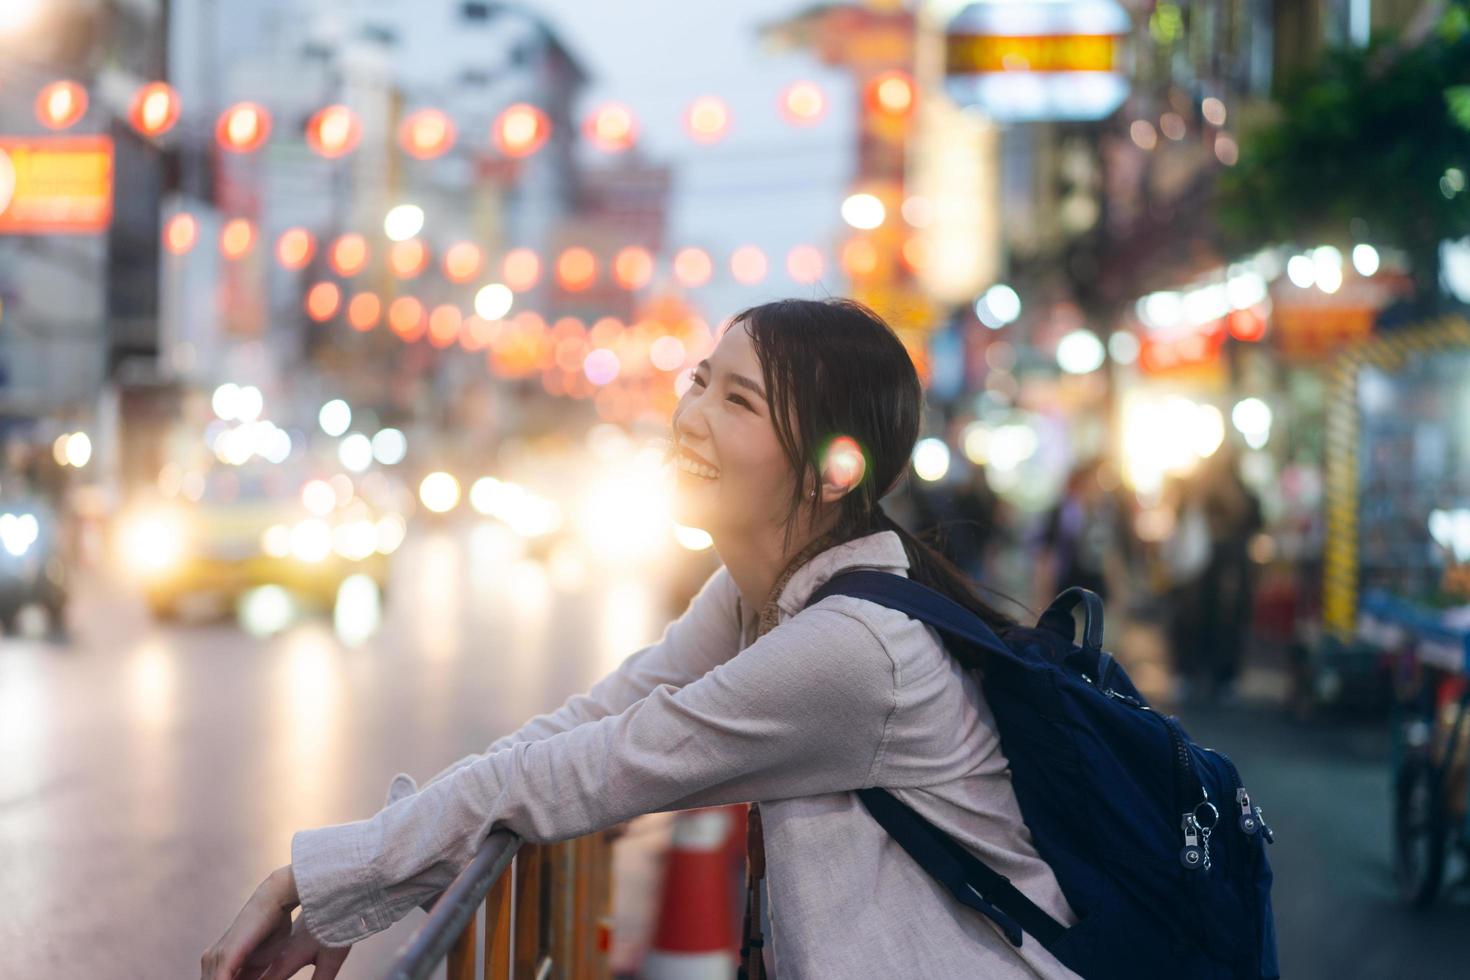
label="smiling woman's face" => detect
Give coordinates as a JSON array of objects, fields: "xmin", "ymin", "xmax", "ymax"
[{"xmin": 670, "ymin": 324, "xmax": 795, "ymax": 538}]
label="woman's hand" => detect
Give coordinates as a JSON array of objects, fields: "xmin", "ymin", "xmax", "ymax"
[{"xmin": 202, "ymin": 865, "xmax": 351, "ymax": 980}]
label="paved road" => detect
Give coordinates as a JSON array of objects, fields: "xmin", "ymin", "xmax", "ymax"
[
  {"xmin": 0, "ymin": 525, "xmax": 681, "ymax": 979},
  {"xmin": 3, "ymin": 526, "xmax": 1468, "ymax": 978},
  {"xmin": 1182, "ymin": 704, "xmax": 1469, "ymax": 978}
]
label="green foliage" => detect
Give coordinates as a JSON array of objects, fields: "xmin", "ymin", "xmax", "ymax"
[{"xmin": 1217, "ymin": 25, "xmax": 1470, "ymax": 301}]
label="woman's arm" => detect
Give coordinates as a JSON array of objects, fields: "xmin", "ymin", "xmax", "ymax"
[
  {"xmin": 292, "ymin": 603, "xmax": 896, "ymax": 946},
  {"xmin": 389, "ymin": 566, "xmax": 745, "ymax": 802}
]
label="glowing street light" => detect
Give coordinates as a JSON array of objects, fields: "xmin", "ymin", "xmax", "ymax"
[
  {"xmin": 306, "ymin": 105, "xmax": 362, "ymax": 158},
  {"xmin": 329, "ymin": 234, "xmax": 369, "ymax": 277},
  {"xmin": 584, "ymin": 103, "xmax": 637, "ymax": 152},
  {"xmin": 780, "ymin": 82, "xmax": 826, "ymax": 125},
  {"xmin": 419, "ymin": 472, "xmax": 462, "ymax": 513},
  {"xmin": 275, "ymin": 228, "xmax": 316, "ymax": 270},
  {"xmin": 841, "ymin": 193, "xmax": 886, "ymax": 230},
  {"xmin": 685, "ymin": 97, "xmax": 730, "ymax": 143},
  {"xmin": 384, "ymin": 204, "xmax": 425, "ymax": 242},
  {"xmin": 864, "ymin": 70, "xmax": 916, "ymax": 118},
  {"xmin": 1056, "ymin": 330, "xmax": 1106, "ymax": 374},
  {"xmin": 975, "ymin": 284, "xmax": 1021, "ymax": 328},
  {"xmin": 912, "ymin": 438, "xmax": 950, "ymax": 482},
  {"xmin": 474, "ymin": 283, "xmax": 514, "ymax": 320},
  {"xmin": 216, "ymin": 102, "xmax": 271, "ymax": 153},
  {"xmin": 128, "ymin": 82, "xmax": 180, "ymax": 138},
  {"xmin": 731, "ymin": 246, "xmax": 768, "ymax": 285},
  {"xmin": 0, "ymin": 0, "xmax": 43, "ymax": 36},
  {"xmin": 494, "ymin": 104, "xmax": 551, "ymax": 158},
  {"xmin": 163, "ymin": 213, "xmax": 198, "ymax": 255},
  {"xmin": 442, "ymin": 242, "xmax": 483, "ymax": 283},
  {"xmin": 399, "ymin": 109, "xmax": 456, "ymax": 159},
  {"xmin": 35, "ymin": 81, "xmax": 87, "ymax": 130},
  {"xmin": 613, "ymin": 246, "xmax": 654, "ymax": 290},
  {"xmin": 673, "ymin": 247, "xmax": 713, "ymax": 288},
  {"xmin": 319, "ymin": 399, "xmax": 352, "ymax": 437}
]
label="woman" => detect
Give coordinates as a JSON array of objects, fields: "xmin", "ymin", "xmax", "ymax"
[{"xmin": 203, "ymin": 299, "xmax": 1078, "ymax": 980}]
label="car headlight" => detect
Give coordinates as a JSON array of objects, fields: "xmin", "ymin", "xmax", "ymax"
[
  {"xmin": 119, "ymin": 510, "xmax": 187, "ymax": 575},
  {"xmin": 0, "ymin": 512, "xmax": 39, "ymax": 557}
]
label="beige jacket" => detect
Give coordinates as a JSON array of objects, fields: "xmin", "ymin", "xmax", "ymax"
[{"xmin": 292, "ymin": 530, "xmax": 1080, "ymax": 978}]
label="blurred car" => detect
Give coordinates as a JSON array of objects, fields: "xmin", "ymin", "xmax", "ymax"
[
  {"xmin": 116, "ymin": 464, "xmax": 401, "ymax": 620},
  {"xmin": 0, "ymin": 491, "xmax": 69, "ymax": 637}
]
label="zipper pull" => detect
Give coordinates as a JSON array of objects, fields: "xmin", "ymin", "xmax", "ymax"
[
  {"xmin": 1254, "ymin": 805, "xmax": 1275, "ymax": 844},
  {"xmin": 1236, "ymin": 787, "xmax": 1259, "ymax": 835},
  {"xmin": 1180, "ymin": 813, "xmax": 1204, "ymax": 871}
]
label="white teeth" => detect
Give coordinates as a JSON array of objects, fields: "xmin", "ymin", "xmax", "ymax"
[{"xmin": 675, "ymin": 456, "xmax": 719, "ymax": 480}]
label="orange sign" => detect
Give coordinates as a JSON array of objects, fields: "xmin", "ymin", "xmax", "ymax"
[{"xmin": 0, "ymin": 135, "xmax": 114, "ymax": 234}]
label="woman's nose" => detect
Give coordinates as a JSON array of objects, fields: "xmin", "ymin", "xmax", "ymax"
[{"xmin": 673, "ymin": 393, "xmax": 709, "ymax": 441}]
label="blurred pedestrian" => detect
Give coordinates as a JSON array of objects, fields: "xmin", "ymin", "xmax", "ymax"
[
  {"xmin": 1164, "ymin": 452, "xmax": 1263, "ymax": 702},
  {"xmin": 1036, "ymin": 459, "xmax": 1129, "ymax": 604},
  {"xmin": 205, "ymin": 299, "xmax": 1080, "ymax": 980}
]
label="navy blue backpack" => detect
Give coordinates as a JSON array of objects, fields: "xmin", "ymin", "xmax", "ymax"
[{"xmin": 806, "ymin": 571, "xmax": 1278, "ymax": 980}]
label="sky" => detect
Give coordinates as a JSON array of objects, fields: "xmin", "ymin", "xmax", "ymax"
[{"xmin": 526, "ymin": 0, "xmax": 860, "ymax": 317}]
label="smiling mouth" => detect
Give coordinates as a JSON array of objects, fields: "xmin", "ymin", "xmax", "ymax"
[{"xmin": 675, "ymin": 454, "xmax": 720, "ymax": 481}]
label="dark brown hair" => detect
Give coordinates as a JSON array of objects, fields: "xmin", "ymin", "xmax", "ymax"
[{"xmin": 733, "ymin": 297, "xmax": 1018, "ymax": 634}]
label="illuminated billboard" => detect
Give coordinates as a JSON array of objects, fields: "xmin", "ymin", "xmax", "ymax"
[
  {"xmin": 0, "ymin": 135, "xmax": 114, "ymax": 234},
  {"xmin": 945, "ymin": 0, "xmax": 1131, "ymax": 122}
]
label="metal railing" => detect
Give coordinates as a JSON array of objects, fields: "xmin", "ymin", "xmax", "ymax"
[{"xmin": 382, "ymin": 829, "xmax": 614, "ymax": 980}]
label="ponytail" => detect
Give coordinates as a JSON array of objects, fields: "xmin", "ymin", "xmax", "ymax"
[{"xmin": 872, "ymin": 505, "xmax": 1021, "ymax": 641}]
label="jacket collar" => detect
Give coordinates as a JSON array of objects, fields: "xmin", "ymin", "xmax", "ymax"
[{"xmin": 774, "ymin": 529, "xmax": 909, "ymax": 621}]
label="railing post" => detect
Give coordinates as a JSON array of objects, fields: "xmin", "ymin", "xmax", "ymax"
[
  {"xmin": 550, "ymin": 841, "xmax": 575, "ymax": 974},
  {"xmin": 484, "ymin": 868, "xmax": 513, "ymax": 980},
  {"xmin": 513, "ymin": 845, "xmax": 545, "ymax": 979},
  {"xmin": 446, "ymin": 904, "xmax": 478, "ymax": 980}
]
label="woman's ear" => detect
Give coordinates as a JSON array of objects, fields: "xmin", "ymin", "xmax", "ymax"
[{"xmin": 817, "ymin": 448, "xmax": 866, "ymax": 505}]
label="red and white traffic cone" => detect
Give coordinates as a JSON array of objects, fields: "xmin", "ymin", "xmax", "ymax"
[{"xmin": 640, "ymin": 806, "xmax": 738, "ymax": 979}]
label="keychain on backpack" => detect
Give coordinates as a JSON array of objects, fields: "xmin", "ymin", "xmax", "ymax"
[{"xmin": 1180, "ymin": 801, "xmax": 1219, "ymax": 872}]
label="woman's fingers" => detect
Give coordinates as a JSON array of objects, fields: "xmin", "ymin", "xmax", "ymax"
[
  {"xmin": 240, "ymin": 916, "xmax": 293, "ymax": 972},
  {"xmin": 311, "ymin": 945, "xmax": 352, "ymax": 980},
  {"xmin": 203, "ymin": 874, "xmax": 294, "ymax": 979},
  {"xmin": 255, "ymin": 926, "xmax": 351, "ymax": 980}
]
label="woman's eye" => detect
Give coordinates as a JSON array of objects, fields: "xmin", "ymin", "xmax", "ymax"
[
  {"xmin": 687, "ymin": 371, "xmax": 705, "ymax": 387},
  {"xmin": 727, "ymin": 394, "xmax": 752, "ymax": 410}
]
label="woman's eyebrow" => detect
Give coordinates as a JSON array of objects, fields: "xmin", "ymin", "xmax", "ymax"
[{"xmin": 695, "ymin": 359, "xmax": 767, "ymax": 400}]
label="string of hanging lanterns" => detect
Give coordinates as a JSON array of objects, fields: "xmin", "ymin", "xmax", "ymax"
[
  {"xmin": 22, "ymin": 73, "xmax": 920, "ymax": 156},
  {"xmin": 159, "ymin": 213, "xmax": 859, "ymax": 289},
  {"xmin": 296, "ymin": 294, "xmax": 717, "ymax": 423}
]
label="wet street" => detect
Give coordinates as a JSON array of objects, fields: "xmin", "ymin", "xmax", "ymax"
[
  {"xmin": 2, "ymin": 531, "xmax": 1468, "ymax": 979},
  {"xmin": 0, "ymin": 526, "xmax": 676, "ymax": 979}
]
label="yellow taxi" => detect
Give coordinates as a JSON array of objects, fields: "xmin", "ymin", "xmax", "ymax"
[{"xmin": 115, "ymin": 464, "xmax": 404, "ymax": 619}]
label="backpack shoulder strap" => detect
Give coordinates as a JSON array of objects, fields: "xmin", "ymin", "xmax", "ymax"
[
  {"xmin": 805, "ymin": 569, "xmax": 1018, "ymax": 667},
  {"xmin": 858, "ymin": 788, "xmax": 1067, "ymax": 950},
  {"xmin": 807, "ymin": 570, "xmax": 1068, "ymax": 951}
]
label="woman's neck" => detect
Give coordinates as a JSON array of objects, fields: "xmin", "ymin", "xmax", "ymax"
[{"xmin": 715, "ymin": 519, "xmax": 834, "ymax": 617}]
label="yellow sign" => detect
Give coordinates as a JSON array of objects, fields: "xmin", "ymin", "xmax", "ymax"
[
  {"xmin": 947, "ymin": 34, "xmax": 1119, "ymax": 73},
  {"xmin": 0, "ymin": 135, "xmax": 114, "ymax": 234}
]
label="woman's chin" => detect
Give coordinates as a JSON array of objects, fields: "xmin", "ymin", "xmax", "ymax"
[{"xmin": 671, "ymin": 482, "xmax": 719, "ymax": 529}]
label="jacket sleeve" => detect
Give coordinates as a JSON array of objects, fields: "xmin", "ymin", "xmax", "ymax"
[
  {"xmin": 292, "ymin": 604, "xmax": 897, "ymax": 946},
  {"xmin": 386, "ymin": 566, "xmax": 745, "ymax": 803}
]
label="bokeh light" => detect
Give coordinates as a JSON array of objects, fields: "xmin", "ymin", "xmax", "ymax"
[
  {"xmin": 613, "ymin": 246, "xmax": 654, "ymax": 290},
  {"xmin": 780, "ymin": 81, "xmax": 826, "ymax": 125},
  {"xmin": 35, "ymin": 81, "xmax": 87, "ymax": 130},
  {"xmin": 399, "ymin": 109, "xmax": 456, "ymax": 159},
  {"xmin": 216, "ymin": 102, "xmax": 270, "ymax": 152},
  {"xmin": 685, "ymin": 96, "xmax": 730, "ymax": 143},
  {"xmin": 502, "ymin": 248, "xmax": 541, "ymax": 291},
  {"xmin": 731, "ymin": 246, "xmax": 768, "ymax": 284},
  {"xmin": 128, "ymin": 82, "xmax": 180, "ymax": 137}
]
